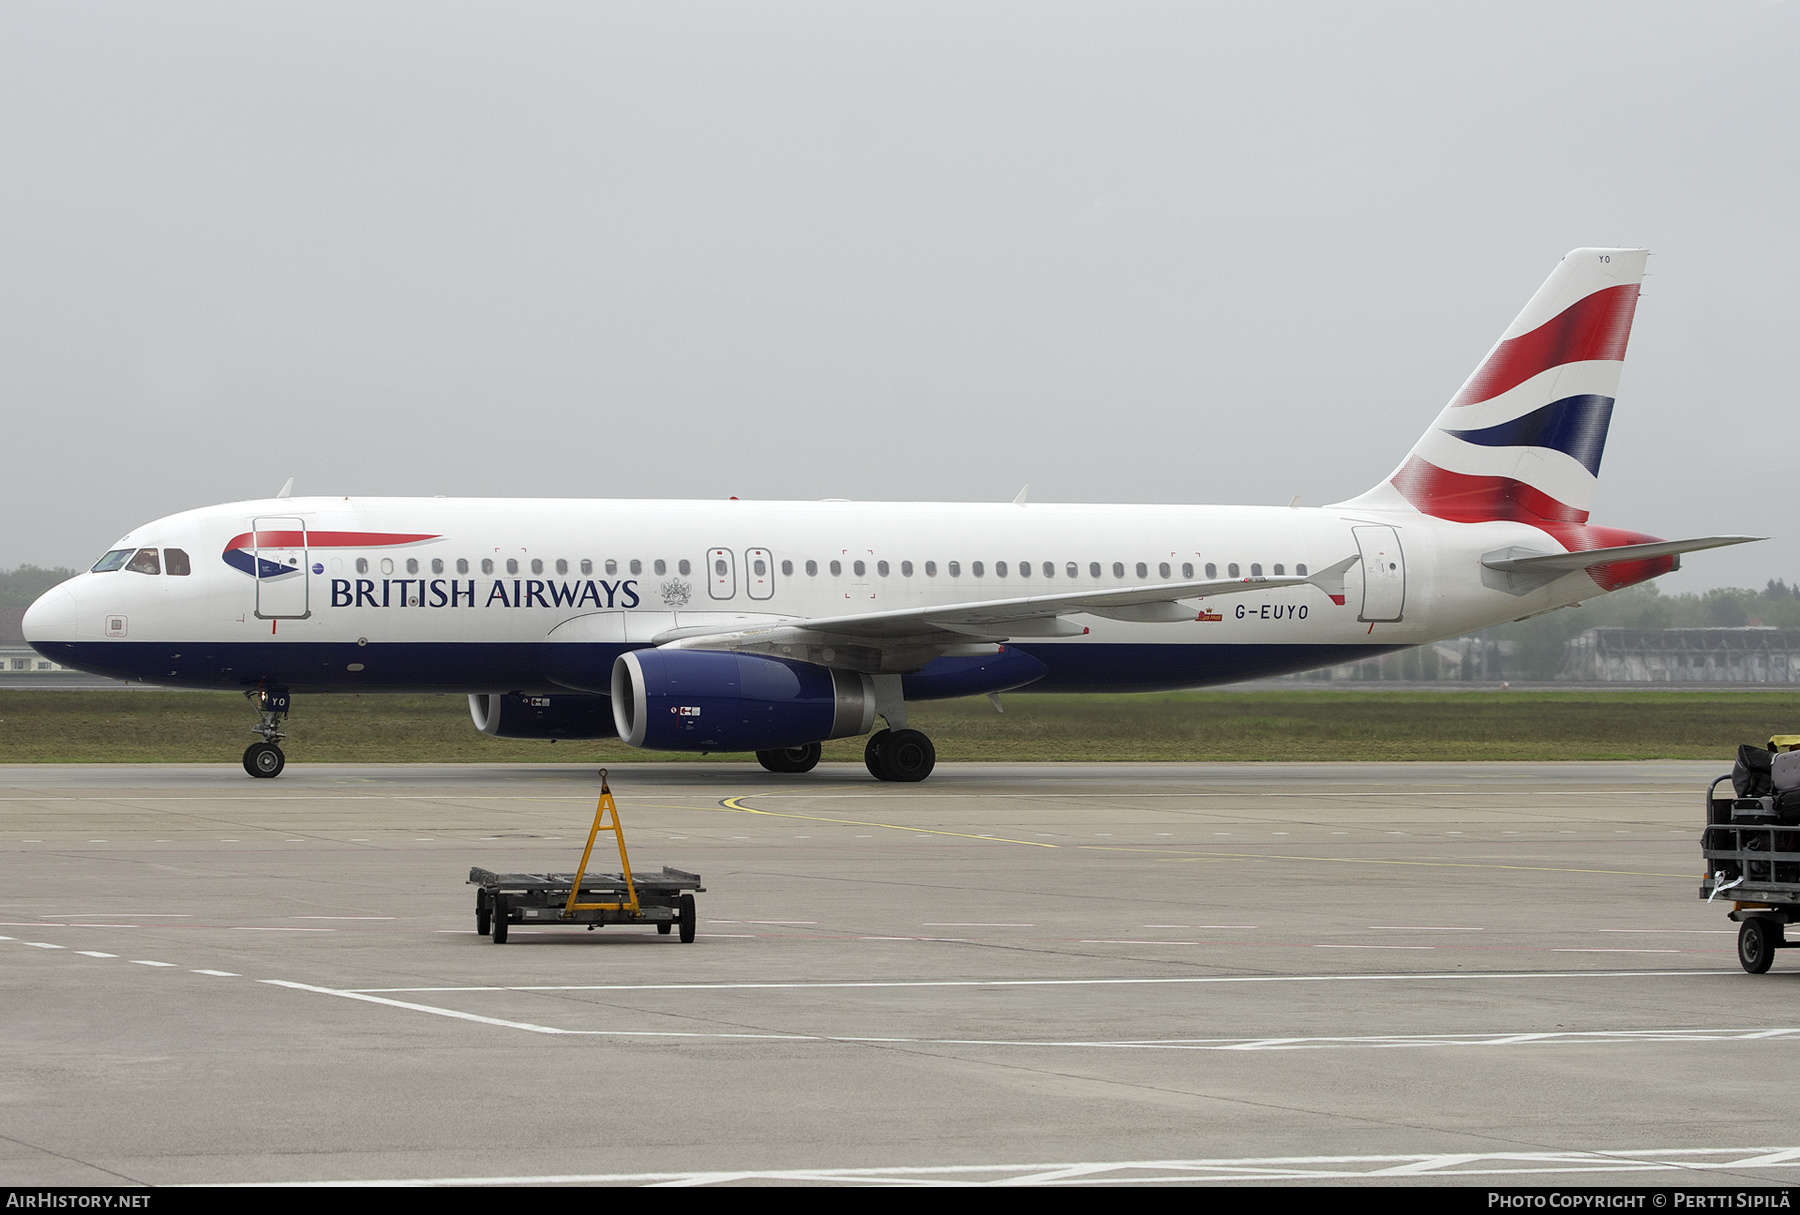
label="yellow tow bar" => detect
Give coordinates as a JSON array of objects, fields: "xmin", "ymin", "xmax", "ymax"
[{"xmin": 562, "ymin": 769, "xmax": 642, "ymax": 921}]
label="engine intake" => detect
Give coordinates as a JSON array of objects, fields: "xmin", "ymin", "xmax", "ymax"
[
  {"xmin": 612, "ymin": 649, "xmax": 874, "ymax": 752},
  {"xmin": 469, "ymin": 693, "xmax": 619, "ymax": 740}
]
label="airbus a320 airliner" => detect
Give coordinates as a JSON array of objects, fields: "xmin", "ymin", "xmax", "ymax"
[{"xmin": 23, "ymin": 248, "xmax": 1757, "ymax": 781}]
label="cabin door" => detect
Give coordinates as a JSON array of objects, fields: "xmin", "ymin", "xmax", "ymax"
[
  {"xmin": 1353, "ymin": 525, "xmax": 1406, "ymax": 623},
  {"xmin": 251, "ymin": 516, "xmax": 310, "ymax": 620}
]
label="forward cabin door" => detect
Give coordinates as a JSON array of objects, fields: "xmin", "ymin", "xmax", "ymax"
[
  {"xmin": 1353, "ymin": 525, "xmax": 1405, "ymax": 622},
  {"xmin": 252, "ymin": 516, "xmax": 310, "ymax": 620}
]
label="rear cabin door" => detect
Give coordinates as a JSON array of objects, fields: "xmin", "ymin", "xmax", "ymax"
[
  {"xmin": 1353, "ymin": 525, "xmax": 1405, "ymax": 622},
  {"xmin": 251, "ymin": 516, "xmax": 310, "ymax": 619}
]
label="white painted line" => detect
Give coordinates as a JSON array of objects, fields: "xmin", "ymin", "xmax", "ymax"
[
  {"xmin": 185, "ymin": 1144, "xmax": 1800, "ymax": 1187},
  {"xmin": 1553, "ymin": 949, "xmax": 1682, "ymax": 954},
  {"xmin": 349, "ymin": 969, "xmax": 1740, "ymax": 995},
  {"xmin": 130, "ymin": 960, "xmax": 175, "ymax": 967},
  {"xmin": 76, "ymin": 951, "xmax": 117, "ymax": 958},
  {"xmin": 193, "ymin": 970, "xmax": 240, "ymax": 977},
  {"xmin": 24, "ymin": 942, "xmax": 65, "ymax": 949}
]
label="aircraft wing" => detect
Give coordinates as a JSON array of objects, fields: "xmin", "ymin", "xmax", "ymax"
[{"xmin": 650, "ymin": 556, "xmax": 1360, "ymax": 671}]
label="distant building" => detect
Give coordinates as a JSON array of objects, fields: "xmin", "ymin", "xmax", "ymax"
[
  {"xmin": 1559, "ymin": 627, "xmax": 1800, "ymax": 683},
  {"xmin": 0, "ymin": 605, "xmax": 68, "ymax": 673}
]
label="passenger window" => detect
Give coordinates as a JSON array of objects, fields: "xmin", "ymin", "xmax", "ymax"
[
  {"xmin": 580, "ymin": 559, "xmax": 592, "ymax": 575},
  {"xmin": 381, "ymin": 557, "xmax": 395, "ymax": 575},
  {"xmin": 1112, "ymin": 562, "xmax": 1124, "ymax": 578},
  {"xmin": 605, "ymin": 560, "xmax": 618, "ymax": 575},
  {"xmin": 1088, "ymin": 562, "xmax": 1100, "ymax": 578},
  {"xmin": 1296, "ymin": 564, "xmax": 1308, "ymax": 576},
  {"xmin": 506, "ymin": 559, "xmax": 518, "ymax": 575},
  {"xmin": 1205, "ymin": 563, "xmax": 1217, "ymax": 579},
  {"xmin": 1045, "ymin": 562, "xmax": 1056, "ymax": 578},
  {"xmin": 654, "ymin": 559, "xmax": 667, "ymax": 576},
  {"xmin": 806, "ymin": 560, "xmax": 818, "ymax": 576},
  {"xmin": 481, "ymin": 558, "xmax": 494, "ymax": 574},
  {"xmin": 431, "ymin": 558, "xmax": 443, "ymax": 575},
  {"xmin": 555, "ymin": 559, "xmax": 567, "ymax": 575},
  {"xmin": 630, "ymin": 560, "xmax": 642, "ymax": 575},
  {"xmin": 1274, "ymin": 564, "xmax": 1285, "ymax": 576},
  {"xmin": 165, "ymin": 549, "xmax": 191, "ymax": 576},
  {"xmin": 1066, "ymin": 563, "xmax": 1077, "ymax": 578},
  {"xmin": 948, "ymin": 561, "xmax": 961, "ymax": 577},
  {"xmin": 530, "ymin": 559, "xmax": 543, "ymax": 575},
  {"xmin": 781, "ymin": 559, "xmax": 794, "ymax": 576},
  {"xmin": 830, "ymin": 560, "xmax": 841, "ymax": 576},
  {"xmin": 1181, "ymin": 562, "xmax": 1193, "ymax": 578},
  {"xmin": 1228, "ymin": 563, "xmax": 1240, "ymax": 577},
  {"xmin": 357, "ymin": 558, "xmax": 370, "ymax": 574},
  {"xmin": 877, "ymin": 560, "xmax": 889, "ymax": 577},
  {"xmin": 1017, "ymin": 562, "xmax": 1028, "ymax": 578},
  {"xmin": 1251, "ymin": 563, "xmax": 1263, "ymax": 576},
  {"xmin": 457, "ymin": 558, "xmax": 469, "ymax": 574},
  {"xmin": 407, "ymin": 558, "xmax": 420, "ymax": 575},
  {"xmin": 995, "ymin": 561, "xmax": 1008, "ymax": 577},
  {"xmin": 971, "ymin": 561, "xmax": 984, "ymax": 577},
  {"xmin": 924, "ymin": 561, "xmax": 936, "ymax": 577},
  {"xmin": 125, "ymin": 548, "xmax": 161, "ymax": 575},
  {"xmin": 714, "ymin": 559, "xmax": 727, "ymax": 576},
  {"xmin": 901, "ymin": 561, "xmax": 912, "ymax": 576},
  {"xmin": 1135, "ymin": 562, "xmax": 1148, "ymax": 579},
  {"xmin": 679, "ymin": 559, "xmax": 692, "ymax": 575},
  {"xmin": 853, "ymin": 560, "xmax": 865, "ymax": 576},
  {"xmin": 90, "ymin": 549, "xmax": 133, "ymax": 572},
  {"xmin": 1158, "ymin": 562, "xmax": 1171, "ymax": 579}
]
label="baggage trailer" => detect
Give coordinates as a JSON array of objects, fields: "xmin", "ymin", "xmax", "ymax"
[
  {"xmin": 1701, "ymin": 771, "xmax": 1800, "ymax": 974},
  {"xmin": 466, "ymin": 769, "xmax": 704, "ymax": 944},
  {"xmin": 469, "ymin": 865, "xmax": 703, "ymax": 943}
]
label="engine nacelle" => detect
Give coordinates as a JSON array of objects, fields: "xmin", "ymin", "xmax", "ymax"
[
  {"xmin": 468, "ymin": 693, "xmax": 619, "ymax": 740},
  {"xmin": 611, "ymin": 649, "xmax": 874, "ymax": 752}
]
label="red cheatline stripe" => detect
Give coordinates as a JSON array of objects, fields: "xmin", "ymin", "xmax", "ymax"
[
  {"xmin": 1389, "ymin": 455, "xmax": 1588, "ymax": 524},
  {"xmin": 1450, "ymin": 284, "xmax": 1640, "ymax": 407},
  {"xmin": 223, "ymin": 531, "xmax": 438, "ymax": 551}
]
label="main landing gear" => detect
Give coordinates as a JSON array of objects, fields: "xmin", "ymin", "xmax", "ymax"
[
  {"xmin": 864, "ymin": 728, "xmax": 936, "ymax": 783},
  {"xmin": 243, "ymin": 687, "xmax": 290, "ymax": 779},
  {"xmin": 756, "ymin": 742, "xmax": 822, "ymax": 774}
]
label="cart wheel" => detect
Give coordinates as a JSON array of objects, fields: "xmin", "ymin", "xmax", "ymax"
[
  {"xmin": 491, "ymin": 895, "xmax": 509, "ymax": 944},
  {"xmin": 678, "ymin": 893, "xmax": 696, "ymax": 943},
  {"xmin": 1739, "ymin": 918, "xmax": 1777, "ymax": 974},
  {"xmin": 476, "ymin": 889, "xmax": 491, "ymax": 937},
  {"xmin": 657, "ymin": 920, "xmax": 672, "ymax": 934}
]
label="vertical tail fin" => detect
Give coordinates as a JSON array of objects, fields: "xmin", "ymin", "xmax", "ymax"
[{"xmin": 1340, "ymin": 248, "xmax": 1647, "ymax": 524}]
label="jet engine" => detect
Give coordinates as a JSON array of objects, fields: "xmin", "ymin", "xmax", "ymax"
[
  {"xmin": 468, "ymin": 693, "xmax": 619, "ymax": 739},
  {"xmin": 611, "ymin": 649, "xmax": 875, "ymax": 752}
]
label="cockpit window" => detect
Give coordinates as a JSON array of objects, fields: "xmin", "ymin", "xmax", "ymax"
[
  {"xmin": 91, "ymin": 549, "xmax": 133, "ymax": 573},
  {"xmin": 125, "ymin": 548, "xmax": 161, "ymax": 575},
  {"xmin": 165, "ymin": 549, "xmax": 191, "ymax": 576}
]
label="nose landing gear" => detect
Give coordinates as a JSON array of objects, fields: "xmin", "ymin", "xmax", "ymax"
[{"xmin": 243, "ymin": 687, "xmax": 290, "ymax": 778}]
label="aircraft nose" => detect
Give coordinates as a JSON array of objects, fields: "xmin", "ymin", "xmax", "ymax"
[{"xmin": 22, "ymin": 584, "xmax": 79, "ymax": 644}]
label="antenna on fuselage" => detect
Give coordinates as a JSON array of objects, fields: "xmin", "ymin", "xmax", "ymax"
[
  {"xmin": 276, "ymin": 477, "xmax": 295, "ymax": 499},
  {"xmin": 1012, "ymin": 484, "xmax": 1029, "ymax": 505}
]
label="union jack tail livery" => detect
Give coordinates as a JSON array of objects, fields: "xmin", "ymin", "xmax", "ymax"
[{"xmin": 1348, "ymin": 247, "xmax": 1646, "ymax": 526}]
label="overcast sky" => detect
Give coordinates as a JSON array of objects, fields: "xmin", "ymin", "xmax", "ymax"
[{"xmin": 2, "ymin": 2, "xmax": 1795, "ymax": 593}]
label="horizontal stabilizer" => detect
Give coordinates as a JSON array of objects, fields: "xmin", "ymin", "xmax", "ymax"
[{"xmin": 1482, "ymin": 535, "xmax": 1763, "ymax": 574}]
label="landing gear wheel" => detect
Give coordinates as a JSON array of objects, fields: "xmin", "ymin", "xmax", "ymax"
[
  {"xmin": 864, "ymin": 730, "xmax": 891, "ymax": 780},
  {"xmin": 678, "ymin": 893, "xmax": 697, "ymax": 944},
  {"xmin": 491, "ymin": 895, "xmax": 509, "ymax": 944},
  {"xmin": 874, "ymin": 729, "xmax": 936, "ymax": 783},
  {"xmin": 1739, "ymin": 917, "xmax": 1778, "ymax": 974},
  {"xmin": 757, "ymin": 742, "xmax": 822, "ymax": 774},
  {"xmin": 243, "ymin": 742, "xmax": 285, "ymax": 779},
  {"xmin": 476, "ymin": 890, "xmax": 492, "ymax": 937}
]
